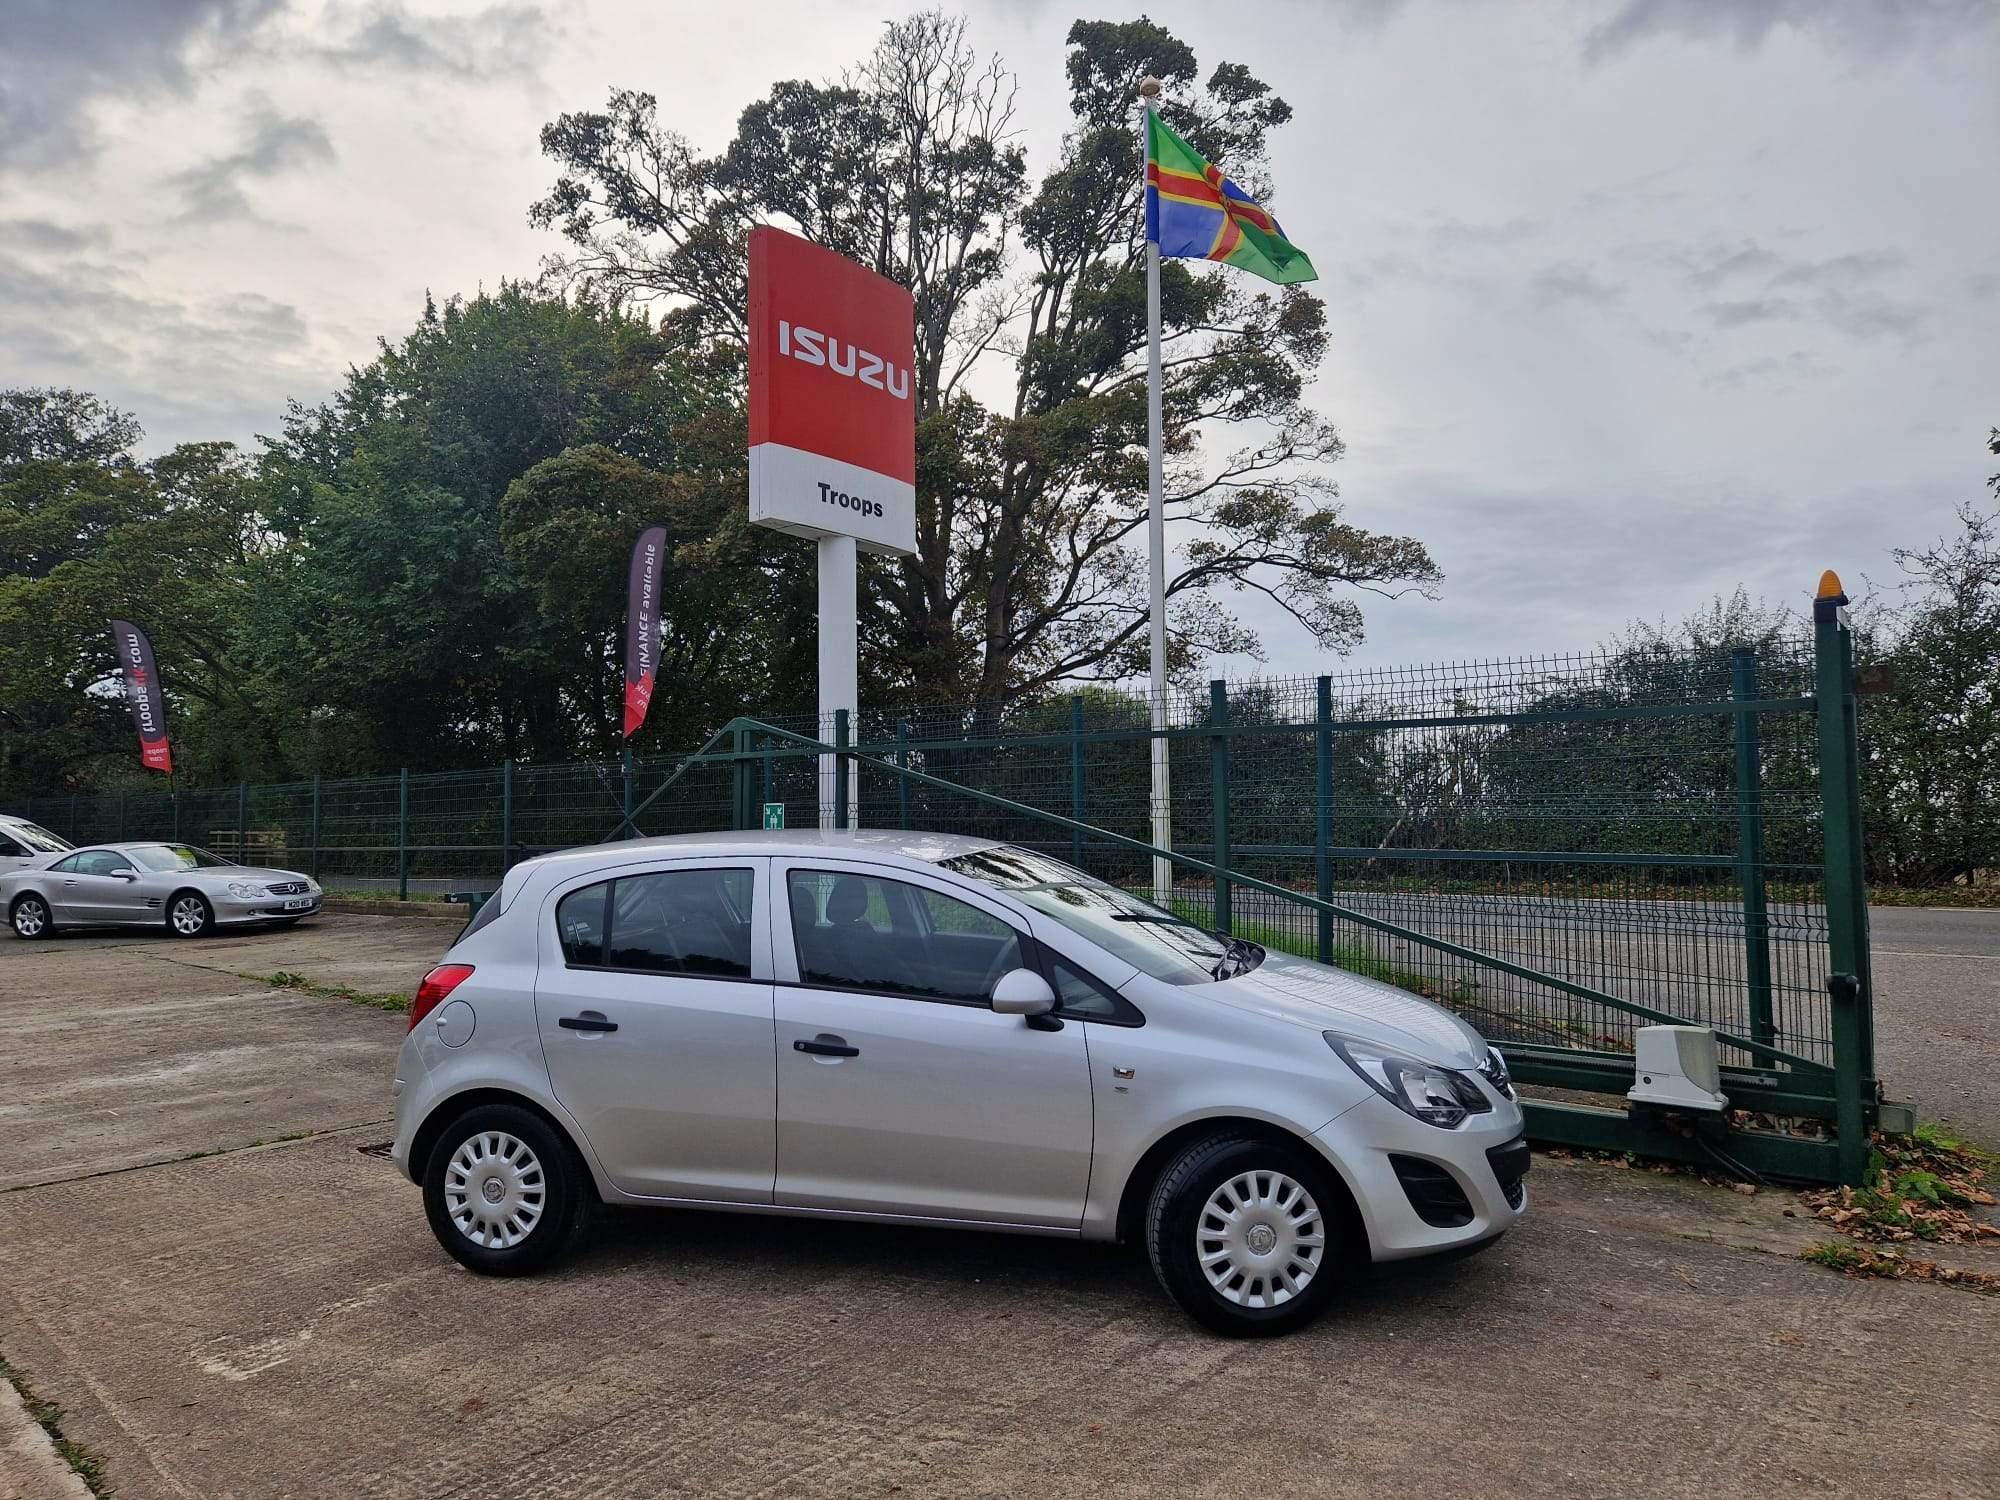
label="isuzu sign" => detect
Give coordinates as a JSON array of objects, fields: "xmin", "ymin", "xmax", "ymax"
[
  {"xmin": 747, "ymin": 225, "xmax": 917, "ymax": 556},
  {"xmin": 108, "ymin": 619, "xmax": 173, "ymax": 773}
]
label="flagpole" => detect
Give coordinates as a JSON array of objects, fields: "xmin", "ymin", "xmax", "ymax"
[{"xmin": 1139, "ymin": 77, "xmax": 1172, "ymax": 906}]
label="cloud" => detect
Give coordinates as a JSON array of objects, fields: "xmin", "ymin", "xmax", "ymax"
[
  {"xmin": 0, "ymin": 244, "xmax": 335, "ymax": 443},
  {"xmin": 312, "ymin": 2, "xmax": 558, "ymax": 79},
  {"xmin": 170, "ymin": 102, "xmax": 336, "ymax": 223},
  {"xmin": 1701, "ymin": 350, "xmax": 1823, "ymax": 388},
  {"xmin": 1429, "ymin": 217, "xmax": 1544, "ymax": 251},
  {"xmin": 0, "ymin": 218, "xmax": 94, "ymax": 253},
  {"xmin": 0, "ymin": 0, "xmax": 286, "ymax": 167},
  {"xmin": 1530, "ymin": 262, "xmax": 1626, "ymax": 306},
  {"xmin": 1583, "ymin": 0, "xmax": 2000, "ymax": 62}
]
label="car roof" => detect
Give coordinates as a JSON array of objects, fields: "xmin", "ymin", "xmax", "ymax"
[{"xmin": 530, "ymin": 828, "xmax": 1006, "ymax": 872}]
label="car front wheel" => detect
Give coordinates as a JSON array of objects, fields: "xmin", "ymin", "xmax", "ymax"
[
  {"xmin": 422, "ymin": 1103, "xmax": 587, "ymax": 1276},
  {"xmin": 10, "ymin": 894, "xmax": 53, "ymax": 940},
  {"xmin": 1145, "ymin": 1133, "xmax": 1354, "ymax": 1337},
  {"xmin": 166, "ymin": 891, "xmax": 213, "ymax": 939}
]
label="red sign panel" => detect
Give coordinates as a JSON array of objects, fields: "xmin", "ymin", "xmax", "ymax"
[{"xmin": 747, "ymin": 225, "xmax": 917, "ymax": 555}]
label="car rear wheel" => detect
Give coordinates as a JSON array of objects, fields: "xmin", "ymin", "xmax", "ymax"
[
  {"xmin": 1145, "ymin": 1133, "xmax": 1354, "ymax": 1337},
  {"xmin": 166, "ymin": 891, "xmax": 212, "ymax": 939},
  {"xmin": 10, "ymin": 894, "xmax": 53, "ymax": 940},
  {"xmin": 422, "ymin": 1103, "xmax": 587, "ymax": 1276}
]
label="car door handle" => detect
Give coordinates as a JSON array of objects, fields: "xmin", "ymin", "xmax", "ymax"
[
  {"xmin": 794, "ymin": 1035, "xmax": 859, "ymax": 1058},
  {"xmin": 559, "ymin": 1014, "xmax": 618, "ymax": 1033}
]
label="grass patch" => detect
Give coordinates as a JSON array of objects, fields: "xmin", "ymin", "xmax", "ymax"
[
  {"xmin": 1801, "ymin": 1240, "xmax": 2000, "ymax": 1294},
  {"xmin": 317, "ymin": 888, "xmax": 450, "ymax": 903},
  {"xmin": 0, "ymin": 1352, "xmax": 113, "ymax": 1496},
  {"xmin": 257, "ymin": 969, "xmax": 410, "ymax": 1013}
]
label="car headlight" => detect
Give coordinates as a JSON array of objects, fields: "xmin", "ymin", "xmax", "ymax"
[
  {"xmin": 1324, "ymin": 1032, "xmax": 1492, "ymax": 1129},
  {"xmin": 227, "ymin": 880, "xmax": 266, "ymax": 899}
]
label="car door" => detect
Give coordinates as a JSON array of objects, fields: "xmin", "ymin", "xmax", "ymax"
[
  {"xmin": 46, "ymin": 851, "xmax": 138, "ymax": 923},
  {"xmin": 0, "ymin": 833, "xmax": 28, "ymax": 877},
  {"xmin": 772, "ymin": 860, "xmax": 1094, "ymax": 1229},
  {"xmin": 533, "ymin": 857, "xmax": 778, "ymax": 1203}
]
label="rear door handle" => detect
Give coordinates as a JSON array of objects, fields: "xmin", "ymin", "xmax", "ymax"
[
  {"xmin": 794, "ymin": 1035, "xmax": 859, "ymax": 1058},
  {"xmin": 559, "ymin": 1014, "xmax": 617, "ymax": 1033}
]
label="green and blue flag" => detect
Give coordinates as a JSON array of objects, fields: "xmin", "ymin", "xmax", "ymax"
[{"xmin": 1145, "ymin": 110, "xmax": 1317, "ymax": 286}]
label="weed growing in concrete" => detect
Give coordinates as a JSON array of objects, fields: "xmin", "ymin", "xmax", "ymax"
[
  {"xmin": 250, "ymin": 970, "xmax": 409, "ymax": 1013},
  {"xmin": 0, "ymin": 1352, "xmax": 113, "ymax": 1496}
]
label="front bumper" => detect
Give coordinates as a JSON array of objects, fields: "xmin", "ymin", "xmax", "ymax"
[
  {"xmin": 214, "ymin": 895, "xmax": 322, "ymax": 924},
  {"xmin": 1316, "ymin": 1092, "xmax": 1530, "ymax": 1261}
]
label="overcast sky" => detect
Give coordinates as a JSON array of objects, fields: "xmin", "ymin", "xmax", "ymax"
[{"xmin": 2, "ymin": 0, "xmax": 1995, "ymax": 675}]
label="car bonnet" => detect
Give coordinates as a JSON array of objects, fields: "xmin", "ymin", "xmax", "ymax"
[{"xmin": 1201, "ymin": 948, "xmax": 1490, "ymax": 1067}]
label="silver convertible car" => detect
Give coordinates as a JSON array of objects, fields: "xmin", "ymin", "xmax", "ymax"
[{"xmin": 1, "ymin": 841, "xmax": 322, "ymax": 939}]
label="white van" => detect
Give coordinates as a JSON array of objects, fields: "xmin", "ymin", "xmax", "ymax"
[{"xmin": 0, "ymin": 814, "xmax": 74, "ymax": 875}]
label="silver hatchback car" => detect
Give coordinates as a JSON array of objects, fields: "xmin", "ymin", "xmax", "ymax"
[{"xmin": 393, "ymin": 831, "xmax": 1527, "ymax": 1335}]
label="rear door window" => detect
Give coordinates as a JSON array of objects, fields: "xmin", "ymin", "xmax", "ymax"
[{"xmin": 557, "ymin": 868, "xmax": 754, "ymax": 979}]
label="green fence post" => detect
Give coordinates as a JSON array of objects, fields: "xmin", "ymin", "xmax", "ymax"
[
  {"xmin": 1070, "ymin": 695, "xmax": 1085, "ymax": 868},
  {"xmin": 833, "ymin": 710, "xmax": 851, "ymax": 831},
  {"xmin": 622, "ymin": 748, "xmax": 635, "ymax": 839},
  {"xmin": 1830, "ymin": 973, "xmax": 1867, "ymax": 1186},
  {"xmin": 396, "ymin": 768, "xmax": 410, "ymax": 902},
  {"xmin": 310, "ymin": 775, "xmax": 321, "ymax": 881},
  {"xmin": 730, "ymin": 725, "xmax": 749, "ymax": 831},
  {"xmin": 71, "ymin": 793, "xmax": 79, "ymax": 839},
  {"xmin": 118, "ymin": 790, "xmax": 127, "ymax": 842},
  {"xmin": 1732, "ymin": 648, "xmax": 1776, "ymax": 1051},
  {"xmin": 235, "ymin": 781, "xmax": 246, "ymax": 854},
  {"xmin": 1210, "ymin": 679, "xmax": 1231, "ymax": 935},
  {"xmin": 1316, "ymin": 675, "xmax": 1333, "ymax": 964},
  {"xmin": 1839, "ymin": 624, "xmax": 1876, "ymax": 1080},
  {"xmin": 500, "ymin": 759, "xmax": 514, "ymax": 877},
  {"xmin": 896, "ymin": 719, "xmax": 912, "ymax": 830},
  {"xmin": 1814, "ymin": 578, "xmax": 1868, "ymax": 1184}
]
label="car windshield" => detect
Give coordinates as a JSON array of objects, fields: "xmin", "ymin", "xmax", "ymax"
[
  {"xmin": 6, "ymin": 822, "xmax": 70, "ymax": 853},
  {"xmin": 128, "ymin": 844, "xmax": 235, "ymax": 872},
  {"xmin": 939, "ymin": 845, "xmax": 1253, "ymax": 986}
]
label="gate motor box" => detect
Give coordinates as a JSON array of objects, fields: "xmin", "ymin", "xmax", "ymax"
[{"xmin": 1627, "ymin": 1025, "xmax": 1729, "ymax": 1113}]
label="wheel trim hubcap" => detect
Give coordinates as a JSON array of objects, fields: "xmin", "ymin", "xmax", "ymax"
[
  {"xmin": 15, "ymin": 902, "xmax": 45, "ymax": 935},
  {"xmin": 171, "ymin": 898, "xmax": 205, "ymax": 934},
  {"xmin": 1197, "ymin": 1170, "xmax": 1326, "ymax": 1310},
  {"xmin": 445, "ymin": 1131, "xmax": 546, "ymax": 1250}
]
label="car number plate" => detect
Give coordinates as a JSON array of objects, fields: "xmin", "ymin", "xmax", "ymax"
[{"xmin": 282, "ymin": 898, "xmax": 315, "ymax": 911}]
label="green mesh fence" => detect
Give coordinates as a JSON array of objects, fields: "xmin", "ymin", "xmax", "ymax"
[{"xmin": 4, "ymin": 641, "xmax": 1844, "ymax": 1067}]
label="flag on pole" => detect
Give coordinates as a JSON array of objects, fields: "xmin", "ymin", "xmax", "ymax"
[
  {"xmin": 108, "ymin": 619, "xmax": 173, "ymax": 773},
  {"xmin": 622, "ymin": 525, "xmax": 667, "ymax": 738},
  {"xmin": 1144, "ymin": 111, "xmax": 1317, "ymax": 285}
]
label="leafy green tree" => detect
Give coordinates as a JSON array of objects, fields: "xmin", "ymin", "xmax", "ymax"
[
  {"xmin": 0, "ymin": 399, "xmax": 267, "ymax": 794},
  {"xmin": 255, "ymin": 285, "xmax": 797, "ymax": 768},
  {"xmin": 530, "ymin": 11, "xmax": 1439, "ymax": 707}
]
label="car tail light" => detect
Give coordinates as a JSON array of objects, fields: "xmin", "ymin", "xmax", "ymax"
[{"xmin": 409, "ymin": 964, "xmax": 474, "ymax": 1032}]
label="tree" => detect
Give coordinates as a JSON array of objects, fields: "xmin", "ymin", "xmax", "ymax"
[
  {"xmin": 0, "ymin": 399, "xmax": 268, "ymax": 794},
  {"xmin": 255, "ymin": 285, "xmax": 797, "ymax": 769},
  {"xmin": 530, "ymin": 12, "xmax": 1440, "ymax": 706},
  {"xmin": 1865, "ymin": 501, "xmax": 2000, "ymax": 884}
]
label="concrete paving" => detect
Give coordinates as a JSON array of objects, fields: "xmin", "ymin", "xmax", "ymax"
[
  {"xmin": 0, "ymin": 916, "xmax": 1994, "ymax": 1499},
  {"xmin": 0, "ymin": 918, "xmax": 440, "ymax": 1191}
]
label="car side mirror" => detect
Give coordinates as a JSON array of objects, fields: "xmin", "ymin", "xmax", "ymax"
[
  {"xmin": 990, "ymin": 968, "xmax": 1056, "ymax": 1016},
  {"xmin": 110, "ymin": 869, "xmax": 137, "ymax": 881}
]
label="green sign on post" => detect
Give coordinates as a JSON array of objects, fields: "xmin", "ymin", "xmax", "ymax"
[{"xmin": 762, "ymin": 802, "xmax": 785, "ymax": 830}]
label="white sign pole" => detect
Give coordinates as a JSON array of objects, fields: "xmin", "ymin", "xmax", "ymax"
[
  {"xmin": 818, "ymin": 534, "xmax": 859, "ymax": 829},
  {"xmin": 1140, "ymin": 80, "xmax": 1173, "ymax": 906}
]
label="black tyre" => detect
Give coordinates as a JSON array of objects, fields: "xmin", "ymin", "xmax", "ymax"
[
  {"xmin": 165, "ymin": 890, "xmax": 213, "ymax": 939},
  {"xmin": 1145, "ymin": 1133, "xmax": 1356, "ymax": 1337},
  {"xmin": 10, "ymin": 894, "xmax": 53, "ymax": 940},
  {"xmin": 422, "ymin": 1103, "xmax": 588, "ymax": 1276}
]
